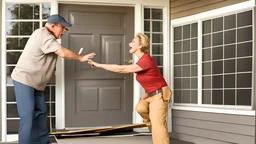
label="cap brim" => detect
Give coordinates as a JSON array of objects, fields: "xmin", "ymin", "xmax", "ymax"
[{"xmin": 61, "ymin": 21, "xmax": 72, "ymax": 27}]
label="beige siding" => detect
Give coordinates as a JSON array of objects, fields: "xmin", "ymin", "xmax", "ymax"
[
  {"xmin": 0, "ymin": 0, "xmax": 2, "ymax": 141},
  {"xmin": 171, "ymin": 110, "xmax": 255, "ymax": 144},
  {"xmin": 170, "ymin": 0, "xmax": 250, "ymax": 19}
]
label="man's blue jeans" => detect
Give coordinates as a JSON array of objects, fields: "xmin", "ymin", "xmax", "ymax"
[{"xmin": 13, "ymin": 80, "xmax": 50, "ymax": 144}]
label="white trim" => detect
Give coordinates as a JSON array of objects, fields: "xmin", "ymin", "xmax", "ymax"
[
  {"xmin": 39, "ymin": 3, "xmax": 42, "ymax": 28},
  {"xmin": 4, "ymin": 0, "xmax": 52, "ymax": 2},
  {"xmin": 58, "ymin": 0, "xmax": 169, "ymax": 6},
  {"xmin": 172, "ymin": 106, "xmax": 255, "ymax": 116},
  {"xmin": 133, "ymin": 3, "xmax": 143, "ymax": 124},
  {"xmin": 171, "ymin": 0, "xmax": 255, "ymax": 26},
  {"xmin": 1, "ymin": 0, "xmax": 7, "ymax": 141},
  {"xmin": 173, "ymin": 103, "xmax": 252, "ymax": 109},
  {"xmin": 162, "ymin": 6, "xmax": 172, "ymax": 132},
  {"xmin": 198, "ymin": 20, "xmax": 202, "ymax": 105},
  {"xmin": 53, "ymin": 0, "xmax": 66, "ymax": 130},
  {"xmin": 6, "ymin": 20, "xmax": 47, "ymax": 22},
  {"xmin": 6, "ymin": 134, "xmax": 18, "ymax": 142},
  {"xmin": 251, "ymin": 4, "xmax": 255, "ymax": 110},
  {"xmin": 170, "ymin": 14, "xmax": 174, "ymax": 105},
  {"xmin": 6, "ymin": 36, "xmax": 30, "ymax": 38}
]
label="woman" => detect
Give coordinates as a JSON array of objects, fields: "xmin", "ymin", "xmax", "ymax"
[{"xmin": 88, "ymin": 33, "xmax": 172, "ymax": 144}]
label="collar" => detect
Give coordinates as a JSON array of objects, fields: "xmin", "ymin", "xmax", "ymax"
[{"xmin": 44, "ymin": 26, "xmax": 57, "ymax": 39}]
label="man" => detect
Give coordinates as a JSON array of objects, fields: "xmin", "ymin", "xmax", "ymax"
[{"xmin": 11, "ymin": 14, "xmax": 95, "ymax": 144}]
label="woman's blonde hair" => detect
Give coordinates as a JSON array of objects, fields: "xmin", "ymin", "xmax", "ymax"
[{"xmin": 136, "ymin": 33, "xmax": 150, "ymax": 53}]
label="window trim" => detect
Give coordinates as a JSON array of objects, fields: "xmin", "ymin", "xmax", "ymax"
[
  {"xmin": 172, "ymin": 106, "xmax": 255, "ymax": 116},
  {"xmin": 170, "ymin": 0, "xmax": 255, "ymax": 115},
  {"xmin": 143, "ymin": 7, "xmax": 165, "ymax": 73},
  {"xmin": 2, "ymin": 1, "xmax": 52, "ymax": 142}
]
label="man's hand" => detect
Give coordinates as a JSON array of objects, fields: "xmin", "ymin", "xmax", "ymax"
[{"xmin": 80, "ymin": 52, "xmax": 96, "ymax": 62}]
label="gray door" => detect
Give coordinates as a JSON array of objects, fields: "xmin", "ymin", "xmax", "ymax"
[{"xmin": 60, "ymin": 4, "xmax": 134, "ymax": 127}]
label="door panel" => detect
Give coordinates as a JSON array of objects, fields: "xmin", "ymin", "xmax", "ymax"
[
  {"xmin": 60, "ymin": 4, "xmax": 134, "ymax": 127},
  {"xmin": 102, "ymin": 35, "xmax": 124, "ymax": 64}
]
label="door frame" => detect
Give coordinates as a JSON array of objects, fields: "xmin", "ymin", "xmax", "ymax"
[{"xmin": 53, "ymin": 0, "xmax": 170, "ymax": 130}]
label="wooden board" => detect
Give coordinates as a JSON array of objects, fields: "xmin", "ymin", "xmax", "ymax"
[
  {"xmin": 50, "ymin": 123, "xmax": 147, "ymax": 136},
  {"xmin": 96, "ymin": 123, "xmax": 146, "ymax": 133}
]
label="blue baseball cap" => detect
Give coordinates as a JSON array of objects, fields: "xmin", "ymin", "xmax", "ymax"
[{"xmin": 48, "ymin": 14, "xmax": 72, "ymax": 27}]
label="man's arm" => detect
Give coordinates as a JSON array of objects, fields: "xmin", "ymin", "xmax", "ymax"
[{"xmin": 55, "ymin": 47, "xmax": 95, "ymax": 62}]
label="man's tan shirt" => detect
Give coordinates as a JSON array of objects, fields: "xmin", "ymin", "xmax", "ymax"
[{"xmin": 11, "ymin": 27, "xmax": 62, "ymax": 91}]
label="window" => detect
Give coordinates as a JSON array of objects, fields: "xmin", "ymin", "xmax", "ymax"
[
  {"xmin": 202, "ymin": 10, "xmax": 253, "ymax": 106},
  {"xmin": 173, "ymin": 10, "xmax": 253, "ymax": 107},
  {"xmin": 173, "ymin": 23, "xmax": 198, "ymax": 104},
  {"xmin": 144, "ymin": 8, "xmax": 164, "ymax": 74},
  {"xmin": 5, "ymin": 3, "xmax": 56, "ymax": 134}
]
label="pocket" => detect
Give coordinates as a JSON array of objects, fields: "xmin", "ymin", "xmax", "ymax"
[{"xmin": 162, "ymin": 86, "xmax": 172, "ymax": 102}]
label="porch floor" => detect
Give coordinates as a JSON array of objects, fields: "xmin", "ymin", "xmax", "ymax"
[
  {"xmin": 0, "ymin": 135, "xmax": 194, "ymax": 144},
  {"xmin": 1, "ymin": 130, "xmax": 194, "ymax": 144},
  {"xmin": 53, "ymin": 129, "xmax": 194, "ymax": 144},
  {"xmin": 55, "ymin": 135, "xmax": 194, "ymax": 144},
  {"xmin": 55, "ymin": 136, "xmax": 193, "ymax": 144}
]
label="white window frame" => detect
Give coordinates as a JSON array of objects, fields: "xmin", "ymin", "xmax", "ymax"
[
  {"xmin": 2, "ymin": 1, "xmax": 53, "ymax": 142},
  {"xmin": 171, "ymin": 0, "xmax": 255, "ymax": 116},
  {"xmin": 143, "ymin": 6, "xmax": 165, "ymax": 74}
]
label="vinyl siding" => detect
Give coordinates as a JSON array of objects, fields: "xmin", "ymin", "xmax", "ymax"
[
  {"xmin": 170, "ymin": 110, "xmax": 255, "ymax": 144},
  {"xmin": 0, "ymin": 0, "xmax": 2, "ymax": 141},
  {"xmin": 170, "ymin": 0, "xmax": 250, "ymax": 19}
]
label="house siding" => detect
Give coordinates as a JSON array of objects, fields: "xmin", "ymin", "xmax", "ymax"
[
  {"xmin": 170, "ymin": 0, "xmax": 249, "ymax": 19},
  {"xmin": 171, "ymin": 110, "xmax": 255, "ymax": 144},
  {"xmin": 0, "ymin": 0, "xmax": 2, "ymax": 141}
]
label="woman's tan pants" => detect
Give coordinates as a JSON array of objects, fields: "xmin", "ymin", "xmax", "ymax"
[{"xmin": 135, "ymin": 93, "xmax": 170, "ymax": 144}]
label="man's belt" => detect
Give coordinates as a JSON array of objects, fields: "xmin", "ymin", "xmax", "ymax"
[{"xmin": 148, "ymin": 89, "xmax": 163, "ymax": 97}]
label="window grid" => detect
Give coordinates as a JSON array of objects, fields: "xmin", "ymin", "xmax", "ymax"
[
  {"xmin": 202, "ymin": 25, "xmax": 252, "ymax": 36},
  {"xmin": 173, "ymin": 22, "xmax": 198, "ymax": 104},
  {"xmin": 144, "ymin": 7, "xmax": 164, "ymax": 74},
  {"xmin": 201, "ymin": 10, "xmax": 253, "ymax": 106},
  {"xmin": 5, "ymin": 3, "xmax": 55, "ymax": 134}
]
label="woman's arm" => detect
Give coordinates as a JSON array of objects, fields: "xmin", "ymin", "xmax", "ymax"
[{"xmin": 88, "ymin": 60, "xmax": 143, "ymax": 73}]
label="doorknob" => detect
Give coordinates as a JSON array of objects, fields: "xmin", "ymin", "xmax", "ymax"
[
  {"xmin": 124, "ymin": 59, "xmax": 133, "ymax": 64},
  {"xmin": 124, "ymin": 59, "xmax": 133, "ymax": 76}
]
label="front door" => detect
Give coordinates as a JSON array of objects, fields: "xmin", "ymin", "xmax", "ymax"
[{"xmin": 60, "ymin": 4, "xmax": 134, "ymax": 127}]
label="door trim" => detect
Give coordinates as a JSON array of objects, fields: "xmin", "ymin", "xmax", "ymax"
[
  {"xmin": 55, "ymin": 3, "xmax": 144, "ymax": 130},
  {"xmin": 53, "ymin": 0, "xmax": 170, "ymax": 130}
]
